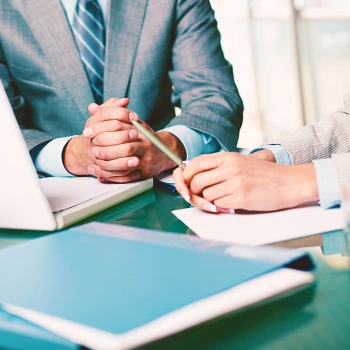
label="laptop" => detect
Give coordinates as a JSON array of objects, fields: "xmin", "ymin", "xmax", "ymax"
[{"xmin": 0, "ymin": 81, "xmax": 153, "ymax": 231}]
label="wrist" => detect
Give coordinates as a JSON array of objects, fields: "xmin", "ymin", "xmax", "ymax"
[
  {"xmin": 250, "ymin": 149, "xmax": 276, "ymax": 162},
  {"xmin": 289, "ymin": 163, "xmax": 319, "ymax": 206},
  {"xmin": 63, "ymin": 136, "xmax": 91, "ymax": 175},
  {"xmin": 155, "ymin": 131, "xmax": 187, "ymax": 170}
]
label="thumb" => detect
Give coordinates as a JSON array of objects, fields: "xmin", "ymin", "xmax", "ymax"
[{"xmin": 88, "ymin": 98, "xmax": 130, "ymax": 115}]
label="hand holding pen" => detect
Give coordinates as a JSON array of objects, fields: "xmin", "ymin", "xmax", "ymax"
[{"xmin": 132, "ymin": 120, "xmax": 231, "ymax": 213}]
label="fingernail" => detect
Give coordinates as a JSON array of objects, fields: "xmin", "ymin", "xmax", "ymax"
[
  {"xmin": 83, "ymin": 127, "xmax": 93, "ymax": 138},
  {"xmin": 180, "ymin": 191, "xmax": 191, "ymax": 203},
  {"xmin": 88, "ymin": 167, "xmax": 96, "ymax": 176},
  {"xmin": 202, "ymin": 203, "xmax": 217, "ymax": 213},
  {"xmin": 92, "ymin": 148, "xmax": 99, "ymax": 158},
  {"xmin": 129, "ymin": 112, "xmax": 138, "ymax": 122},
  {"xmin": 183, "ymin": 161, "xmax": 191, "ymax": 166},
  {"xmin": 132, "ymin": 172, "xmax": 140, "ymax": 180},
  {"xmin": 129, "ymin": 130, "xmax": 138, "ymax": 141},
  {"xmin": 218, "ymin": 208, "xmax": 235, "ymax": 214},
  {"xmin": 127, "ymin": 158, "xmax": 139, "ymax": 167}
]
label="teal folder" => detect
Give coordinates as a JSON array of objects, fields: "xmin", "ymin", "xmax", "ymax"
[
  {"xmin": 0, "ymin": 223, "xmax": 314, "ymax": 348},
  {"xmin": 0, "ymin": 309, "xmax": 77, "ymax": 350}
]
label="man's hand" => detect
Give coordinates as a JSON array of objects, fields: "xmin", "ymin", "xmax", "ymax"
[
  {"xmin": 173, "ymin": 152, "xmax": 319, "ymax": 212},
  {"xmin": 63, "ymin": 98, "xmax": 131, "ymax": 177},
  {"xmin": 64, "ymin": 99, "xmax": 186, "ymax": 182}
]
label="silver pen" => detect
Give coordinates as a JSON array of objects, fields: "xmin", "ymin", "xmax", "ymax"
[{"xmin": 131, "ymin": 120, "xmax": 187, "ymax": 170}]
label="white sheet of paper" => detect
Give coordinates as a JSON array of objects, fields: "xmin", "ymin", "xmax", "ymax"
[
  {"xmin": 173, "ymin": 205, "xmax": 345, "ymax": 246},
  {"xmin": 155, "ymin": 171, "xmax": 174, "ymax": 184},
  {"xmin": 39, "ymin": 177, "xmax": 124, "ymax": 213}
]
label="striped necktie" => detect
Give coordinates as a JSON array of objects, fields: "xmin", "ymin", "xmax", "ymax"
[{"xmin": 72, "ymin": 0, "xmax": 105, "ymax": 104}]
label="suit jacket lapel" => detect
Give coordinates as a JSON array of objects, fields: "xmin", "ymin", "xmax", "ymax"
[
  {"xmin": 104, "ymin": 0, "xmax": 148, "ymax": 100},
  {"xmin": 24, "ymin": 0, "xmax": 93, "ymax": 119}
]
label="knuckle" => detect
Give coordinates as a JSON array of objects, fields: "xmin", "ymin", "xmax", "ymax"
[
  {"xmin": 85, "ymin": 119, "xmax": 91, "ymax": 128},
  {"xmin": 94, "ymin": 167, "xmax": 103, "ymax": 177},
  {"xmin": 231, "ymin": 152, "xmax": 239, "ymax": 160},
  {"xmin": 124, "ymin": 144, "xmax": 134, "ymax": 157},
  {"xmin": 91, "ymin": 124, "xmax": 100, "ymax": 135},
  {"xmin": 88, "ymin": 116, "xmax": 96, "ymax": 126},
  {"xmin": 234, "ymin": 177, "xmax": 245, "ymax": 191},
  {"xmin": 93, "ymin": 134, "xmax": 104, "ymax": 146},
  {"xmin": 120, "ymin": 131, "xmax": 128, "ymax": 144},
  {"xmin": 110, "ymin": 160, "xmax": 122, "ymax": 170},
  {"xmin": 190, "ymin": 177, "xmax": 201, "ymax": 194},
  {"xmin": 190, "ymin": 157, "xmax": 201, "ymax": 169},
  {"xmin": 97, "ymin": 160, "xmax": 107, "ymax": 170},
  {"xmin": 111, "ymin": 120, "xmax": 121, "ymax": 131},
  {"xmin": 101, "ymin": 107, "xmax": 108, "ymax": 120},
  {"xmin": 122, "ymin": 108, "xmax": 130, "ymax": 120},
  {"xmin": 202, "ymin": 188, "xmax": 212, "ymax": 201},
  {"xmin": 97, "ymin": 148, "xmax": 108, "ymax": 160},
  {"xmin": 229, "ymin": 165, "xmax": 240, "ymax": 176}
]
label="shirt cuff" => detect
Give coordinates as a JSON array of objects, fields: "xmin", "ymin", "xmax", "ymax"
[
  {"xmin": 164, "ymin": 125, "xmax": 220, "ymax": 160},
  {"xmin": 34, "ymin": 137, "xmax": 76, "ymax": 177},
  {"xmin": 312, "ymin": 158, "xmax": 341, "ymax": 209},
  {"xmin": 250, "ymin": 144, "xmax": 292, "ymax": 165}
]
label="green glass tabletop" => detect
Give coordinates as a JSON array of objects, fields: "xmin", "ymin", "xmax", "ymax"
[{"xmin": 0, "ymin": 187, "xmax": 349, "ymax": 349}]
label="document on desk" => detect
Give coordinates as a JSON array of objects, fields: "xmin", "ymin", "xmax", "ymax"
[
  {"xmin": 172, "ymin": 205, "xmax": 345, "ymax": 246},
  {"xmin": 40, "ymin": 177, "xmax": 125, "ymax": 213},
  {"xmin": 154, "ymin": 170, "xmax": 176, "ymax": 191}
]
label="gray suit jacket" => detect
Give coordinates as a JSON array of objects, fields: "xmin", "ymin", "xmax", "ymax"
[
  {"xmin": 275, "ymin": 94, "xmax": 350, "ymax": 196},
  {"xmin": 0, "ymin": 0, "xmax": 243, "ymax": 153}
]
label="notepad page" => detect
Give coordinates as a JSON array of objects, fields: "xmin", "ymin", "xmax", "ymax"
[
  {"xmin": 155, "ymin": 170, "xmax": 175, "ymax": 184},
  {"xmin": 39, "ymin": 177, "xmax": 124, "ymax": 213},
  {"xmin": 173, "ymin": 205, "xmax": 345, "ymax": 246}
]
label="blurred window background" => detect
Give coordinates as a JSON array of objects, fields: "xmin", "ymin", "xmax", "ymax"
[{"xmin": 210, "ymin": 0, "xmax": 350, "ymax": 148}]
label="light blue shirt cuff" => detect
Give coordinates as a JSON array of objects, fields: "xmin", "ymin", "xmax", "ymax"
[
  {"xmin": 34, "ymin": 137, "xmax": 75, "ymax": 177},
  {"xmin": 312, "ymin": 158, "xmax": 341, "ymax": 209},
  {"xmin": 164, "ymin": 125, "xmax": 220, "ymax": 160},
  {"xmin": 250, "ymin": 144, "xmax": 292, "ymax": 165}
]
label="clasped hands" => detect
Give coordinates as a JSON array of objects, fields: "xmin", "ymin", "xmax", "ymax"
[{"xmin": 63, "ymin": 98, "xmax": 186, "ymax": 183}]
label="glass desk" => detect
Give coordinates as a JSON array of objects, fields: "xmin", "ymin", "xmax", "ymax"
[{"xmin": 0, "ymin": 188, "xmax": 349, "ymax": 349}]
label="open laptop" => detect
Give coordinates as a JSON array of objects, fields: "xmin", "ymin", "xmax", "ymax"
[{"xmin": 0, "ymin": 81, "xmax": 153, "ymax": 231}]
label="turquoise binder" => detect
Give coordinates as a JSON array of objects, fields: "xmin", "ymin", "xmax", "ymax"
[
  {"xmin": 0, "ymin": 223, "xmax": 314, "ymax": 348},
  {"xmin": 0, "ymin": 309, "xmax": 77, "ymax": 350}
]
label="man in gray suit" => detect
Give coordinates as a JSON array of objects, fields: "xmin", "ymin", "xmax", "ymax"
[
  {"xmin": 0, "ymin": 0, "xmax": 243, "ymax": 182},
  {"xmin": 174, "ymin": 95, "xmax": 350, "ymax": 212}
]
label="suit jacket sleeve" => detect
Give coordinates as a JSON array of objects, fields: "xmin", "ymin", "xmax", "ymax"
[
  {"xmin": 274, "ymin": 94, "xmax": 350, "ymax": 164},
  {"xmin": 0, "ymin": 47, "xmax": 54, "ymax": 151},
  {"xmin": 167, "ymin": 0, "xmax": 243, "ymax": 151}
]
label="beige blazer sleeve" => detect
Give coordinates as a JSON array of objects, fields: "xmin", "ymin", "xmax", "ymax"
[
  {"xmin": 274, "ymin": 94, "xmax": 350, "ymax": 164},
  {"xmin": 332, "ymin": 153, "xmax": 350, "ymax": 200}
]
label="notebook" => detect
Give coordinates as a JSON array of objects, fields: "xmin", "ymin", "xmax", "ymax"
[
  {"xmin": 0, "ymin": 222, "xmax": 315, "ymax": 349},
  {"xmin": 0, "ymin": 80, "xmax": 152, "ymax": 231}
]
